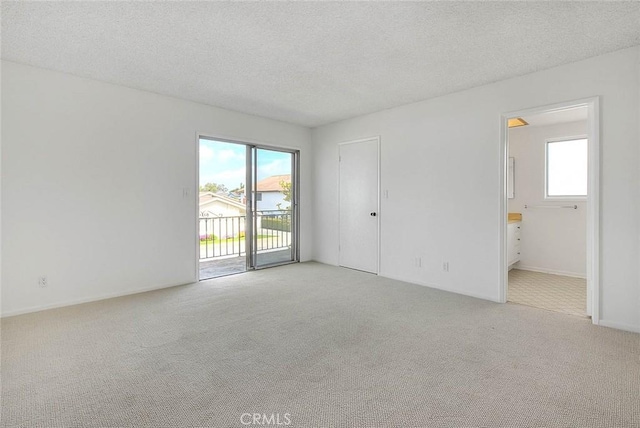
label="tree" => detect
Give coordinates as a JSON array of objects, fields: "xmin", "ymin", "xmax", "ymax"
[
  {"xmin": 230, "ymin": 183, "xmax": 245, "ymax": 194},
  {"xmin": 276, "ymin": 180, "xmax": 292, "ymax": 210},
  {"xmin": 199, "ymin": 182, "xmax": 228, "ymax": 193}
]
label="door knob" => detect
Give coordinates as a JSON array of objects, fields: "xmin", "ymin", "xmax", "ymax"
[{"xmin": 370, "ymin": 212, "xmax": 377, "ymax": 216}]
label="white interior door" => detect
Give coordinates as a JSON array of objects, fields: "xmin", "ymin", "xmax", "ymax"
[{"xmin": 339, "ymin": 138, "xmax": 379, "ymax": 273}]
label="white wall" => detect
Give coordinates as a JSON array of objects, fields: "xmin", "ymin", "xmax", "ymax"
[
  {"xmin": 0, "ymin": 53, "xmax": 3, "ymax": 318},
  {"xmin": 508, "ymin": 121, "xmax": 588, "ymax": 277},
  {"xmin": 638, "ymin": 49, "xmax": 640, "ymax": 331},
  {"xmin": 1, "ymin": 61, "xmax": 312, "ymax": 316},
  {"xmin": 257, "ymin": 191, "xmax": 285, "ymax": 211},
  {"xmin": 311, "ymin": 46, "xmax": 640, "ymax": 332}
]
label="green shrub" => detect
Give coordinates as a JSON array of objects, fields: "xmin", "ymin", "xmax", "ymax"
[{"xmin": 262, "ymin": 217, "xmax": 291, "ymax": 231}]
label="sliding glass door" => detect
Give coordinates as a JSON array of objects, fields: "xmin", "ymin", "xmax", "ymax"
[
  {"xmin": 198, "ymin": 137, "xmax": 298, "ymax": 280},
  {"xmin": 251, "ymin": 148, "xmax": 297, "ymax": 268},
  {"xmin": 198, "ymin": 139, "xmax": 248, "ymax": 279}
]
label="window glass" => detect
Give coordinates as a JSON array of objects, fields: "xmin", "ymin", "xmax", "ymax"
[{"xmin": 546, "ymin": 138, "xmax": 587, "ymax": 198}]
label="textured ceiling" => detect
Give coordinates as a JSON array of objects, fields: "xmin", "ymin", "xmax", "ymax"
[{"xmin": 2, "ymin": 2, "xmax": 640, "ymax": 127}]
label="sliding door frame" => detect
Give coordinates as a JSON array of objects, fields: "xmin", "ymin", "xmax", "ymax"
[
  {"xmin": 251, "ymin": 146, "xmax": 300, "ymax": 270},
  {"xmin": 195, "ymin": 133, "xmax": 300, "ymax": 280}
]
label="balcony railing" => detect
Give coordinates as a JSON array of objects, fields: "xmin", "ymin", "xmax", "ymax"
[{"xmin": 199, "ymin": 210, "xmax": 292, "ymax": 260}]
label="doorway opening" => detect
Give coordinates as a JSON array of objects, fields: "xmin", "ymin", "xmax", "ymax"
[
  {"xmin": 198, "ymin": 137, "xmax": 299, "ymax": 280},
  {"xmin": 500, "ymin": 98, "xmax": 600, "ymax": 323}
]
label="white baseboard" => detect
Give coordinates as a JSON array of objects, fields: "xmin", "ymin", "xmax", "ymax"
[
  {"xmin": 380, "ymin": 272, "xmax": 501, "ymax": 303},
  {"xmin": 1, "ymin": 280, "xmax": 195, "ymax": 318},
  {"xmin": 515, "ymin": 264, "xmax": 586, "ymax": 279},
  {"xmin": 598, "ymin": 319, "xmax": 640, "ymax": 333},
  {"xmin": 318, "ymin": 260, "xmax": 501, "ymax": 303}
]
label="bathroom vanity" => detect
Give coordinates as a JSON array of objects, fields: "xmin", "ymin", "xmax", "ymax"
[{"xmin": 507, "ymin": 213, "xmax": 522, "ymax": 269}]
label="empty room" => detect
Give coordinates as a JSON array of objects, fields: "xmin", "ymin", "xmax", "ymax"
[{"xmin": 1, "ymin": 2, "xmax": 639, "ymax": 428}]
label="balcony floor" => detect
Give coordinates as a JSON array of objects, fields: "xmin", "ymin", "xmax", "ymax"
[{"xmin": 199, "ymin": 249, "xmax": 293, "ymax": 280}]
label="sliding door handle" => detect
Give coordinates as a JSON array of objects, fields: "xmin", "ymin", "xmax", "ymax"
[{"xmin": 370, "ymin": 212, "xmax": 377, "ymax": 217}]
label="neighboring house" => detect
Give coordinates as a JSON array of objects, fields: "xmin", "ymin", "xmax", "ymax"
[
  {"xmin": 199, "ymin": 192, "xmax": 246, "ymax": 217},
  {"xmin": 199, "ymin": 192, "xmax": 247, "ymax": 239},
  {"xmin": 255, "ymin": 174, "xmax": 291, "ymax": 211}
]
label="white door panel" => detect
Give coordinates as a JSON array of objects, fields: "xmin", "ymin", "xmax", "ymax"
[{"xmin": 339, "ymin": 139, "xmax": 379, "ymax": 273}]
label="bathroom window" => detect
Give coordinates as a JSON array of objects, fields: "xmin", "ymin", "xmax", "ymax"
[{"xmin": 545, "ymin": 138, "xmax": 588, "ymax": 199}]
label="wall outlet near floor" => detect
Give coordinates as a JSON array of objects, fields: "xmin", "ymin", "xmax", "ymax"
[
  {"xmin": 38, "ymin": 276, "xmax": 47, "ymax": 287},
  {"xmin": 442, "ymin": 262, "xmax": 449, "ymax": 272}
]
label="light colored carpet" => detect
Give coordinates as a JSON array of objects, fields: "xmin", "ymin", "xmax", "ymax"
[
  {"xmin": 1, "ymin": 262, "xmax": 638, "ymax": 427},
  {"xmin": 508, "ymin": 269, "xmax": 587, "ymax": 317}
]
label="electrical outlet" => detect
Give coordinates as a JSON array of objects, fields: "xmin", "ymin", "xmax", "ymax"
[
  {"xmin": 442, "ymin": 262, "xmax": 449, "ymax": 272},
  {"xmin": 38, "ymin": 276, "xmax": 47, "ymax": 287},
  {"xmin": 415, "ymin": 257, "xmax": 422, "ymax": 268}
]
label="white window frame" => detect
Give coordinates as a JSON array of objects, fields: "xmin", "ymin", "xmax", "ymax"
[{"xmin": 544, "ymin": 135, "xmax": 588, "ymax": 201}]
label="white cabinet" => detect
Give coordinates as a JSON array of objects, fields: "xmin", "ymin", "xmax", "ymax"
[{"xmin": 507, "ymin": 221, "xmax": 521, "ymax": 268}]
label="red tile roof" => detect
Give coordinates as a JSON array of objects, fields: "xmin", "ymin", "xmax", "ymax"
[{"xmin": 256, "ymin": 174, "xmax": 290, "ymax": 192}]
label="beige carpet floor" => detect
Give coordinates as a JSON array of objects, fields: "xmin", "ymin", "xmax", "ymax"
[
  {"xmin": 508, "ymin": 269, "xmax": 587, "ymax": 317},
  {"xmin": 1, "ymin": 262, "xmax": 639, "ymax": 427}
]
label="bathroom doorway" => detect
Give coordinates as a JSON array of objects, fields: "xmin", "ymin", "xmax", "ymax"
[{"xmin": 500, "ymin": 98, "xmax": 600, "ymax": 323}]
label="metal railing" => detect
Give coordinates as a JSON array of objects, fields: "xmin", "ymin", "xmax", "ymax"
[
  {"xmin": 199, "ymin": 210, "xmax": 292, "ymax": 260},
  {"xmin": 257, "ymin": 210, "xmax": 292, "ymax": 252}
]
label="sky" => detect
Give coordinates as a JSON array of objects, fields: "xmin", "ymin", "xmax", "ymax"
[{"xmin": 199, "ymin": 139, "xmax": 292, "ymax": 191}]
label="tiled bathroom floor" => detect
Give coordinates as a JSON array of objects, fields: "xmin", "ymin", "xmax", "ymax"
[{"xmin": 508, "ymin": 269, "xmax": 587, "ymax": 317}]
